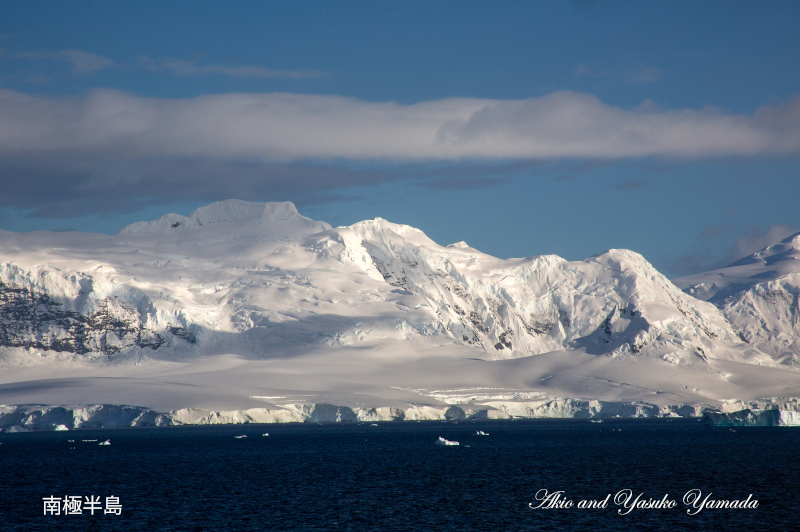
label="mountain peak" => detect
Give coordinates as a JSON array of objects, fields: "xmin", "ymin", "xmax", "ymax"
[
  {"xmin": 190, "ymin": 200, "xmax": 299, "ymax": 225},
  {"xmin": 726, "ymin": 230, "xmax": 800, "ymax": 268},
  {"xmin": 117, "ymin": 200, "xmax": 309, "ymax": 235}
]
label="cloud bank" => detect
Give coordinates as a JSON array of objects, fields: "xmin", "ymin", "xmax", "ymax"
[
  {"xmin": 0, "ymin": 155, "xmax": 390, "ymax": 218},
  {"xmin": 2, "ymin": 88, "xmax": 800, "ymax": 223},
  {"xmin": 2, "ymin": 89, "xmax": 800, "ymax": 162}
]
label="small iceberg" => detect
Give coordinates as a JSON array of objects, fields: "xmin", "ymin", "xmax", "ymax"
[
  {"xmin": 435, "ymin": 437, "xmax": 459, "ymax": 446},
  {"xmin": 370, "ymin": 424, "xmax": 378, "ymax": 427},
  {"xmin": 54, "ymin": 424, "xmax": 70, "ymax": 431},
  {"xmin": 82, "ymin": 439, "xmax": 97, "ymax": 442},
  {"xmin": 262, "ymin": 433, "xmax": 269, "ymax": 437},
  {"xmin": 98, "ymin": 440, "xmax": 111, "ymax": 446},
  {"xmin": 475, "ymin": 431, "xmax": 489, "ymax": 436},
  {"xmin": 234, "ymin": 435, "xmax": 247, "ymax": 439},
  {"xmin": 589, "ymin": 420, "xmax": 603, "ymax": 423}
]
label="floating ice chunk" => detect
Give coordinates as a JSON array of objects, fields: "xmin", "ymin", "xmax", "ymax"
[
  {"xmin": 370, "ymin": 423, "xmax": 378, "ymax": 427},
  {"xmin": 54, "ymin": 424, "xmax": 69, "ymax": 431},
  {"xmin": 82, "ymin": 439, "xmax": 97, "ymax": 442},
  {"xmin": 475, "ymin": 431, "xmax": 489, "ymax": 436},
  {"xmin": 589, "ymin": 420, "xmax": 603, "ymax": 423},
  {"xmin": 234, "ymin": 435, "xmax": 247, "ymax": 439},
  {"xmin": 98, "ymin": 440, "xmax": 111, "ymax": 446},
  {"xmin": 435, "ymin": 436, "xmax": 459, "ymax": 446},
  {"xmin": 262, "ymin": 433, "xmax": 269, "ymax": 437}
]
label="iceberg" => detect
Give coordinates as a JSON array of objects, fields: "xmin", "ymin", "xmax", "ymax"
[{"xmin": 435, "ymin": 436, "xmax": 459, "ymax": 446}]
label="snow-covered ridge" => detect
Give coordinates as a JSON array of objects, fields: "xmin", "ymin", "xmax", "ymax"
[
  {"xmin": 1, "ymin": 199, "xmax": 799, "ymax": 420},
  {"xmin": 676, "ymin": 231, "xmax": 800, "ymax": 365},
  {"xmin": 2, "ymin": 200, "xmax": 753, "ymax": 363},
  {"xmin": 676, "ymin": 231, "xmax": 800, "ymax": 304},
  {"xmin": 325, "ymin": 217, "xmax": 751, "ymax": 362},
  {"xmin": 0, "ymin": 263, "xmax": 196, "ymax": 357}
]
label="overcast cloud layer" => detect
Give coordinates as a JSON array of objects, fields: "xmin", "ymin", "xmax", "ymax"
[{"xmin": 2, "ymin": 89, "xmax": 800, "ymax": 162}]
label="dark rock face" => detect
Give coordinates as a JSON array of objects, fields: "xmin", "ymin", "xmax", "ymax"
[{"xmin": 0, "ymin": 280, "xmax": 192, "ymax": 357}]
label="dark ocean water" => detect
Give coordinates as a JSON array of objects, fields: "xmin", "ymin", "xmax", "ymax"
[{"xmin": 0, "ymin": 418, "xmax": 797, "ymax": 531}]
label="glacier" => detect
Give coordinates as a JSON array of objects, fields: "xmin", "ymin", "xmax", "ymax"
[{"xmin": 1, "ymin": 199, "xmax": 799, "ymax": 429}]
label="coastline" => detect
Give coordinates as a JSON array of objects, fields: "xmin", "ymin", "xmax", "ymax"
[{"xmin": 3, "ymin": 399, "xmax": 799, "ymax": 431}]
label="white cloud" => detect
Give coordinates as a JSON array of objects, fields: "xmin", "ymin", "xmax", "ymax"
[
  {"xmin": 1, "ymin": 88, "xmax": 800, "ymax": 161},
  {"xmin": 571, "ymin": 63, "xmax": 663, "ymax": 84},
  {"xmin": 630, "ymin": 66, "xmax": 663, "ymax": 84},
  {"xmin": 141, "ymin": 57, "xmax": 327, "ymax": 79},
  {"xmin": 0, "ymin": 48, "xmax": 115, "ymax": 73},
  {"xmin": 3, "ymin": 48, "xmax": 315, "ymax": 78},
  {"xmin": 573, "ymin": 64, "xmax": 591, "ymax": 78},
  {"xmin": 56, "ymin": 50, "xmax": 115, "ymax": 74}
]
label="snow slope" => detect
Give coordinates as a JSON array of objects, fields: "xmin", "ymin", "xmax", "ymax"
[
  {"xmin": 1, "ymin": 200, "xmax": 798, "ymax": 426},
  {"xmin": 675, "ymin": 232, "xmax": 800, "ymax": 365}
]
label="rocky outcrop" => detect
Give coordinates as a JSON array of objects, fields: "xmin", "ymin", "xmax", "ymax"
[{"xmin": 0, "ymin": 265, "xmax": 195, "ymax": 358}]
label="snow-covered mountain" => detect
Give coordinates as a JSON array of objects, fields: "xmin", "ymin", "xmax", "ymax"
[
  {"xmin": 675, "ymin": 231, "xmax": 800, "ymax": 366},
  {"xmin": 1, "ymin": 200, "xmax": 799, "ymax": 427}
]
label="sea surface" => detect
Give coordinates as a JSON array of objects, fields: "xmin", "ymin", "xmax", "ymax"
[{"xmin": 1, "ymin": 418, "xmax": 798, "ymax": 531}]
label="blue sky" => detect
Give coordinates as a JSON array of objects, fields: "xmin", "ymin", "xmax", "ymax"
[{"xmin": 1, "ymin": 1, "xmax": 799, "ymax": 277}]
